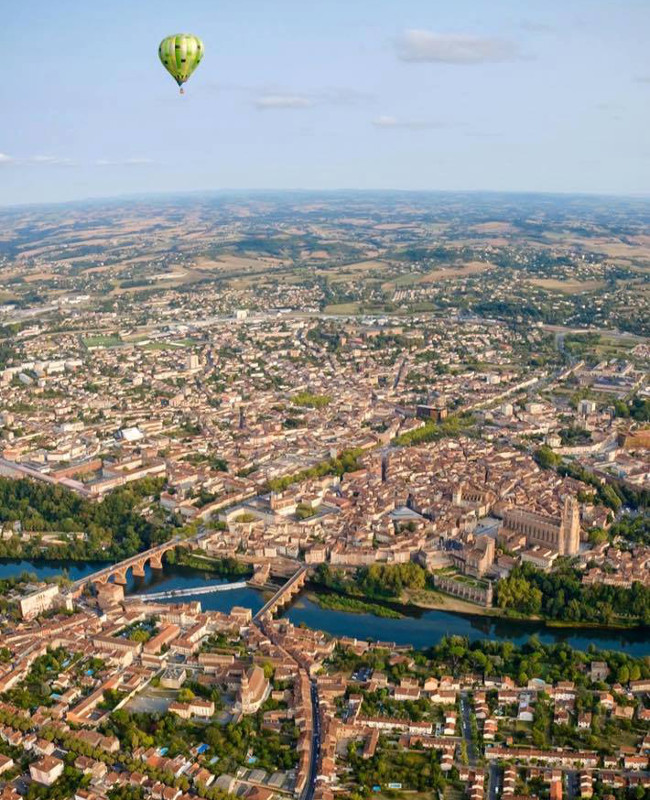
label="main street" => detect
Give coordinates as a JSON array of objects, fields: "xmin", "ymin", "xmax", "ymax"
[{"xmin": 303, "ymin": 680, "xmax": 321, "ymax": 800}]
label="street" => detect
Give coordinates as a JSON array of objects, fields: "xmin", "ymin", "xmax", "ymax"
[
  {"xmin": 459, "ymin": 692, "xmax": 478, "ymax": 766},
  {"xmin": 487, "ymin": 763, "xmax": 501, "ymax": 800},
  {"xmin": 304, "ymin": 680, "xmax": 321, "ymax": 800}
]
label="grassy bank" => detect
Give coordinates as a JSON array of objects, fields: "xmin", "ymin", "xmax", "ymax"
[
  {"xmin": 308, "ymin": 590, "xmax": 404, "ymax": 619},
  {"xmin": 310, "ymin": 563, "xmax": 498, "ymax": 620},
  {"xmin": 544, "ymin": 618, "xmax": 639, "ymax": 631},
  {"xmin": 405, "ymin": 587, "xmax": 503, "ymax": 618},
  {"xmin": 175, "ymin": 551, "xmax": 252, "ymax": 578}
]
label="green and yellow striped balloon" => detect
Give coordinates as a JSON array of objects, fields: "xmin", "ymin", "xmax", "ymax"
[{"xmin": 158, "ymin": 33, "xmax": 204, "ymax": 94}]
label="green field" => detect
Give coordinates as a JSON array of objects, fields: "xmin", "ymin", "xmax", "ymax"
[
  {"xmin": 82, "ymin": 334, "xmax": 123, "ymax": 348},
  {"xmin": 140, "ymin": 341, "xmax": 173, "ymax": 351},
  {"xmin": 324, "ymin": 302, "xmax": 360, "ymax": 314}
]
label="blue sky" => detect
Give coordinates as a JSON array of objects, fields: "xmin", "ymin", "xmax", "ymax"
[{"xmin": 1, "ymin": 0, "xmax": 650, "ymax": 205}]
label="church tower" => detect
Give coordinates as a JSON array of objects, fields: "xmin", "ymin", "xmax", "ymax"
[{"xmin": 561, "ymin": 496, "xmax": 581, "ymax": 556}]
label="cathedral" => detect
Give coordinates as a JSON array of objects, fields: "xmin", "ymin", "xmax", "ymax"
[{"xmin": 499, "ymin": 497, "xmax": 581, "ymax": 556}]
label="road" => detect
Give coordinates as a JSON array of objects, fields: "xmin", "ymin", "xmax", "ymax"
[
  {"xmin": 566, "ymin": 770, "xmax": 578, "ymax": 800},
  {"xmin": 303, "ymin": 680, "xmax": 321, "ymax": 800},
  {"xmin": 459, "ymin": 692, "xmax": 477, "ymax": 766},
  {"xmin": 487, "ymin": 763, "xmax": 501, "ymax": 800}
]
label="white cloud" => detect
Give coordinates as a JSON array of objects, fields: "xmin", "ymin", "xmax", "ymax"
[
  {"xmin": 372, "ymin": 115, "xmax": 448, "ymax": 130},
  {"xmin": 0, "ymin": 154, "xmax": 152, "ymax": 168},
  {"xmin": 253, "ymin": 86, "xmax": 373, "ymax": 111},
  {"xmin": 94, "ymin": 158, "xmax": 154, "ymax": 167},
  {"xmin": 254, "ymin": 94, "xmax": 313, "ymax": 110},
  {"xmin": 0, "ymin": 154, "xmax": 75, "ymax": 167},
  {"xmin": 395, "ymin": 29, "xmax": 520, "ymax": 64},
  {"xmin": 28, "ymin": 155, "xmax": 75, "ymax": 166}
]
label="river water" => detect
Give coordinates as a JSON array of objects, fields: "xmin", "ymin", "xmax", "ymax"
[{"xmin": 2, "ymin": 559, "xmax": 649, "ymax": 656}]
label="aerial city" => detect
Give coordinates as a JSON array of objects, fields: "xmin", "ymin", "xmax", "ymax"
[{"xmin": 0, "ymin": 4, "xmax": 649, "ymax": 800}]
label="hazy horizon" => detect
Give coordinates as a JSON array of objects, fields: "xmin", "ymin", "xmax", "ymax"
[{"xmin": 3, "ymin": 186, "xmax": 650, "ymax": 213}]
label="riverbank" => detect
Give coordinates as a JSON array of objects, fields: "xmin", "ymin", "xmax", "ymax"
[
  {"xmin": 308, "ymin": 581, "xmax": 498, "ymax": 620},
  {"xmin": 362, "ymin": 587, "xmax": 647, "ymax": 632},
  {"xmin": 306, "ymin": 590, "xmax": 404, "ymax": 619},
  {"xmin": 544, "ymin": 618, "xmax": 640, "ymax": 631},
  {"xmin": 311, "ymin": 581, "xmax": 649, "ymax": 633},
  {"xmin": 174, "ymin": 551, "xmax": 252, "ymax": 578},
  {"xmin": 404, "ymin": 587, "xmax": 504, "ymax": 618},
  {"xmin": 2, "ymin": 557, "xmax": 649, "ymax": 654}
]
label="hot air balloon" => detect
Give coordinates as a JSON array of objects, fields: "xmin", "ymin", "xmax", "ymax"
[{"xmin": 158, "ymin": 33, "xmax": 204, "ymax": 94}]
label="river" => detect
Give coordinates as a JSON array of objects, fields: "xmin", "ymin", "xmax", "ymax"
[
  {"xmin": 2, "ymin": 559, "xmax": 649, "ymax": 656},
  {"xmin": 0, "ymin": 559, "xmax": 267, "ymax": 616}
]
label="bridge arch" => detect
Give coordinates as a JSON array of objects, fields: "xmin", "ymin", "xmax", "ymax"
[{"xmin": 85, "ymin": 539, "xmax": 192, "ymax": 592}]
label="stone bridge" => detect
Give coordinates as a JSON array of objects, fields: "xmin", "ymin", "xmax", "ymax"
[
  {"xmin": 253, "ymin": 565, "xmax": 308, "ymax": 622},
  {"xmin": 72, "ymin": 536, "xmax": 193, "ymax": 594}
]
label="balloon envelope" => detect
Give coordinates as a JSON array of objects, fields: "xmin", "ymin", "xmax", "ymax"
[{"xmin": 158, "ymin": 33, "xmax": 204, "ymax": 88}]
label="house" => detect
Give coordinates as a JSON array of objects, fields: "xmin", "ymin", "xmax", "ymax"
[
  {"xmin": 630, "ymin": 679, "xmax": 650, "ymax": 693},
  {"xmin": 590, "ymin": 662, "xmax": 609, "ymax": 683},
  {"xmin": 624, "ymin": 755, "xmax": 649, "ymax": 771},
  {"xmin": 613, "ymin": 705, "xmax": 634, "ymax": 721},
  {"xmin": 0, "ymin": 755, "xmax": 14, "ymax": 775},
  {"xmin": 579, "ymin": 772, "xmax": 593, "ymax": 799},
  {"xmin": 394, "ymin": 686, "xmax": 421, "ymax": 701},
  {"xmin": 75, "ymin": 791, "xmax": 105, "ymax": 800},
  {"xmin": 483, "ymin": 718, "xmax": 498, "ymax": 741},
  {"xmin": 430, "ymin": 690, "xmax": 457, "ymax": 705},
  {"xmin": 33, "ymin": 738, "xmax": 56, "ymax": 756},
  {"xmin": 443, "ymin": 711, "xmax": 457, "ymax": 736},
  {"xmin": 554, "ymin": 707, "xmax": 570, "ymax": 726},
  {"xmin": 74, "ymin": 756, "xmax": 107, "ymax": 780},
  {"xmin": 30, "ymin": 756, "xmax": 65, "ymax": 786}
]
